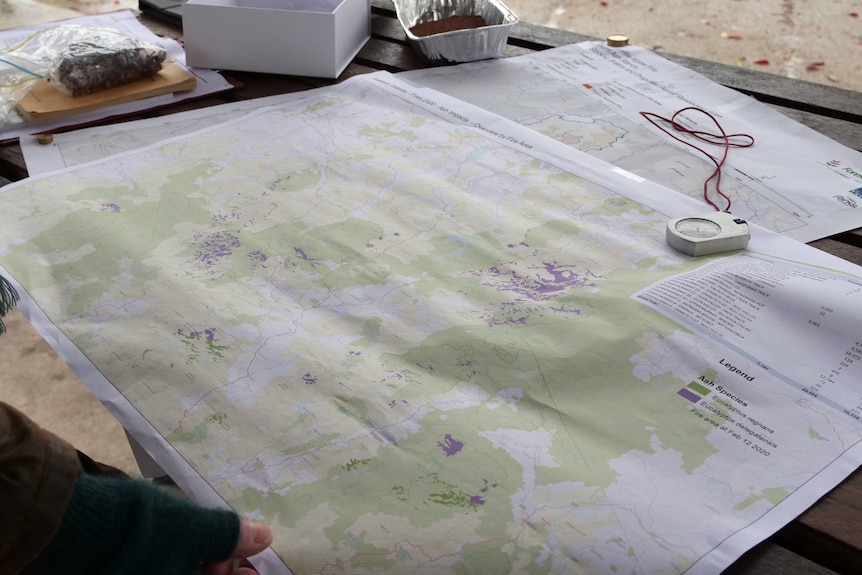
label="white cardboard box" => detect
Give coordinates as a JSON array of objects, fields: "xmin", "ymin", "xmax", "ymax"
[{"xmin": 183, "ymin": 0, "xmax": 370, "ymax": 78}]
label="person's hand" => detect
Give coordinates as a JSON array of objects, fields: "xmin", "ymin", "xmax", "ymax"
[
  {"xmin": 203, "ymin": 520, "xmax": 274, "ymax": 575},
  {"xmin": 21, "ymin": 469, "xmax": 275, "ymax": 575}
]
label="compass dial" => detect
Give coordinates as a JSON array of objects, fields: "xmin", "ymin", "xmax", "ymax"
[{"xmin": 674, "ymin": 218, "xmax": 722, "ymax": 238}]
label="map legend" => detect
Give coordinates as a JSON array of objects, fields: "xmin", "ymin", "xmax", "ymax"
[{"xmin": 679, "ymin": 381, "xmax": 711, "ymax": 403}]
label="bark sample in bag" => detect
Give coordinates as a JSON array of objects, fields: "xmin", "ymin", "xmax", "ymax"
[{"xmin": 45, "ymin": 27, "xmax": 167, "ymax": 97}]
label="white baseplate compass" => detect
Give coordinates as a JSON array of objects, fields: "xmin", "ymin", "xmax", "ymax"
[{"xmin": 666, "ymin": 211, "xmax": 750, "ymax": 256}]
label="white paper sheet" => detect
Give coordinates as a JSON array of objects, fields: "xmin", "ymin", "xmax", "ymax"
[
  {"xmin": 401, "ymin": 42, "xmax": 862, "ymax": 242},
  {"xmin": 20, "ymin": 91, "xmax": 312, "ymax": 174}
]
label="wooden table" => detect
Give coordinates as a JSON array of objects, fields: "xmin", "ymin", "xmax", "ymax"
[{"xmin": 0, "ymin": 2, "xmax": 860, "ymax": 573}]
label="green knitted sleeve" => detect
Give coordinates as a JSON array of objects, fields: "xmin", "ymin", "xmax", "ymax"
[{"xmin": 23, "ymin": 471, "xmax": 241, "ymax": 575}]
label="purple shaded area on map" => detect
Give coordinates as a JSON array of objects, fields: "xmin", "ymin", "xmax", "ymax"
[
  {"xmin": 542, "ymin": 262, "xmax": 598, "ymax": 289},
  {"xmin": 247, "ymin": 251, "xmax": 268, "ymax": 267},
  {"xmin": 212, "ymin": 209, "xmax": 240, "ymax": 222},
  {"xmin": 303, "ymin": 373, "xmax": 318, "ymax": 385},
  {"xmin": 470, "ymin": 479, "xmax": 500, "ymax": 505},
  {"xmin": 475, "ymin": 262, "xmax": 603, "ymax": 302},
  {"xmin": 549, "ymin": 305, "xmax": 582, "ymax": 314},
  {"xmin": 193, "ymin": 231, "xmax": 241, "ymax": 270},
  {"xmin": 293, "ymin": 247, "xmax": 321, "ymax": 266},
  {"xmin": 473, "ymin": 261, "xmax": 603, "ymax": 326},
  {"xmin": 179, "ymin": 328, "xmax": 217, "ymax": 342},
  {"xmin": 100, "ymin": 203, "xmax": 121, "ymax": 213},
  {"xmin": 437, "ymin": 434, "xmax": 464, "ymax": 457}
]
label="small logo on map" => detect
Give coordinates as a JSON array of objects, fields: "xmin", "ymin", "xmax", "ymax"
[
  {"xmin": 824, "ymin": 160, "xmax": 862, "ymax": 184},
  {"xmin": 834, "ymin": 195, "xmax": 858, "ymax": 208}
]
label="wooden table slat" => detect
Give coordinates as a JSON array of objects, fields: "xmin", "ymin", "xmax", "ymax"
[
  {"xmin": 796, "ymin": 467, "xmax": 862, "ymax": 551},
  {"xmin": 0, "ymin": 146, "xmax": 26, "ymax": 182},
  {"xmin": 808, "ymin": 239, "xmax": 862, "ymax": 267},
  {"xmin": 772, "ymin": 519, "xmax": 861, "ymax": 575},
  {"xmin": 722, "ymin": 540, "xmax": 840, "ymax": 575}
]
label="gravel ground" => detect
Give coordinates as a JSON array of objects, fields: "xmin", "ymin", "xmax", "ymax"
[{"xmin": 503, "ymin": 0, "xmax": 862, "ymax": 92}]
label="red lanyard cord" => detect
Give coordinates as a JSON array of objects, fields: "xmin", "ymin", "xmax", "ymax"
[{"xmin": 639, "ymin": 107, "xmax": 755, "ymax": 212}]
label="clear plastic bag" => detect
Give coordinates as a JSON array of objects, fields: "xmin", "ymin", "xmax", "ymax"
[
  {"xmin": 42, "ymin": 26, "xmax": 167, "ymax": 97},
  {"xmin": 0, "ymin": 25, "xmax": 167, "ymax": 125}
]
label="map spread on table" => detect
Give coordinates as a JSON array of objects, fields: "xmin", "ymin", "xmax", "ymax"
[{"xmin": 2, "ymin": 74, "xmax": 862, "ymax": 575}]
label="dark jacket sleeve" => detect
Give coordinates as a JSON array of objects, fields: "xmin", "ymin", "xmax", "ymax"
[
  {"xmin": 23, "ymin": 472, "xmax": 241, "ymax": 575},
  {"xmin": 0, "ymin": 401, "xmax": 80, "ymax": 574}
]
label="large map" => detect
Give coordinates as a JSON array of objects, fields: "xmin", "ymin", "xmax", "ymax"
[{"xmin": 2, "ymin": 74, "xmax": 862, "ymax": 575}]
